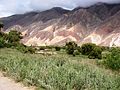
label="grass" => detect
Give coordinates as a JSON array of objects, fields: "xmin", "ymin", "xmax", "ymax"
[{"xmin": 0, "ymin": 48, "xmax": 120, "ymax": 90}]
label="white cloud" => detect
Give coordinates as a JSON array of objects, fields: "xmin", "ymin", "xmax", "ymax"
[{"xmin": 0, "ymin": 0, "xmax": 120, "ymax": 17}]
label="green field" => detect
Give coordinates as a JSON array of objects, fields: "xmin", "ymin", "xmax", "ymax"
[{"xmin": 0, "ymin": 48, "xmax": 120, "ymax": 90}]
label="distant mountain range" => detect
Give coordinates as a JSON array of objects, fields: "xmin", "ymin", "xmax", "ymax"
[{"xmin": 0, "ymin": 3, "xmax": 120, "ymax": 47}]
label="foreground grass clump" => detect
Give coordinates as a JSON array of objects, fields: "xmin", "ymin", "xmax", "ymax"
[{"xmin": 0, "ymin": 48, "xmax": 120, "ymax": 90}]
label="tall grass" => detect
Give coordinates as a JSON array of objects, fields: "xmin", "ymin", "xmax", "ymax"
[{"xmin": 0, "ymin": 48, "xmax": 120, "ymax": 90}]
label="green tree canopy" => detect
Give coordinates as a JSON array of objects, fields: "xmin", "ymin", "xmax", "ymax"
[
  {"xmin": 65, "ymin": 41, "xmax": 77, "ymax": 55},
  {"xmin": 0, "ymin": 22, "xmax": 4, "ymax": 31},
  {"xmin": 7, "ymin": 30, "xmax": 23, "ymax": 43},
  {"xmin": 81, "ymin": 43, "xmax": 96, "ymax": 55}
]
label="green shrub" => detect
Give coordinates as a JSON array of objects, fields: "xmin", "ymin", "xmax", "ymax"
[
  {"xmin": 7, "ymin": 30, "xmax": 22, "ymax": 43},
  {"xmin": 45, "ymin": 46, "xmax": 54, "ymax": 49},
  {"xmin": 0, "ymin": 22, "xmax": 4, "ymax": 31},
  {"xmin": 5, "ymin": 43, "xmax": 15, "ymax": 48},
  {"xmin": 104, "ymin": 47, "xmax": 120, "ymax": 70},
  {"xmin": 14, "ymin": 43, "xmax": 35, "ymax": 54},
  {"xmin": 39, "ymin": 46, "xmax": 46, "ymax": 50},
  {"xmin": 73, "ymin": 50, "xmax": 80, "ymax": 56},
  {"xmin": 81, "ymin": 43, "xmax": 96, "ymax": 55},
  {"xmin": 15, "ymin": 43, "xmax": 26, "ymax": 51},
  {"xmin": 88, "ymin": 46, "xmax": 102, "ymax": 59},
  {"xmin": 0, "ymin": 32, "xmax": 7, "ymax": 48},
  {"xmin": 26, "ymin": 46, "xmax": 35, "ymax": 54},
  {"xmin": 55, "ymin": 46, "xmax": 61, "ymax": 51},
  {"xmin": 61, "ymin": 46, "xmax": 66, "ymax": 50},
  {"xmin": 65, "ymin": 41, "xmax": 77, "ymax": 55},
  {"xmin": 0, "ymin": 30, "xmax": 35, "ymax": 54},
  {"xmin": 77, "ymin": 46, "xmax": 81, "ymax": 52},
  {"xmin": 0, "ymin": 37, "xmax": 5, "ymax": 48},
  {"xmin": 101, "ymin": 46, "xmax": 110, "ymax": 51},
  {"xmin": 0, "ymin": 30, "xmax": 24, "ymax": 49},
  {"xmin": 17, "ymin": 46, "xmax": 35, "ymax": 54}
]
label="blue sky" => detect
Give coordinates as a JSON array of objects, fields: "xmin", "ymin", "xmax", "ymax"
[{"xmin": 0, "ymin": 0, "xmax": 120, "ymax": 17}]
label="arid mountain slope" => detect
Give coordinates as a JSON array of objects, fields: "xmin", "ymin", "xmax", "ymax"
[{"xmin": 0, "ymin": 3, "xmax": 120, "ymax": 47}]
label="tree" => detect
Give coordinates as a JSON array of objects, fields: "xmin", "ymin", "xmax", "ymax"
[
  {"xmin": 104, "ymin": 47, "xmax": 120, "ymax": 70},
  {"xmin": 0, "ymin": 37, "xmax": 5, "ymax": 48},
  {"xmin": 7, "ymin": 30, "xmax": 22, "ymax": 43},
  {"xmin": 55, "ymin": 46, "xmax": 61, "ymax": 51},
  {"xmin": 65, "ymin": 41, "xmax": 77, "ymax": 55},
  {"xmin": 81, "ymin": 43, "xmax": 96, "ymax": 55},
  {"xmin": 0, "ymin": 22, "xmax": 4, "ymax": 31},
  {"xmin": 88, "ymin": 46, "xmax": 102, "ymax": 59}
]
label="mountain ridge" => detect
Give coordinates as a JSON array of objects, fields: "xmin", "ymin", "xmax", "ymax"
[{"xmin": 0, "ymin": 3, "xmax": 120, "ymax": 47}]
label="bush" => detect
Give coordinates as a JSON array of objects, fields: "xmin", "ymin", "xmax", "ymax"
[
  {"xmin": 17, "ymin": 46, "xmax": 35, "ymax": 54},
  {"xmin": 73, "ymin": 50, "xmax": 80, "ymax": 56},
  {"xmin": 0, "ymin": 27, "xmax": 35, "ymax": 54},
  {"xmin": 81, "ymin": 43, "xmax": 96, "ymax": 55},
  {"xmin": 25, "ymin": 46, "xmax": 35, "ymax": 54},
  {"xmin": 101, "ymin": 46, "xmax": 110, "ymax": 51},
  {"xmin": 77, "ymin": 46, "xmax": 81, "ymax": 52},
  {"xmin": 39, "ymin": 46, "xmax": 46, "ymax": 50},
  {"xmin": 65, "ymin": 41, "xmax": 77, "ymax": 55},
  {"xmin": 7, "ymin": 30, "xmax": 22, "ymax": 43},
  {"xmin": 0, "ymin": 22, "xmax": 4, "ymax": 30},
  {"xmin": 104, "ymin": 47, "xmax": 120, "ymax": 70},
  {"xmin": 15, "ymin": 43, "xmax": 26, "ymax": 51},
  {"xmin": 14, "ymin": 43, "xmax": 35, "ymax": 54},
  {"xmin": 61, "ymin": 46, "xmax": 66, "ymax": 50},
  {"xmin": 55, "ymin": 46, "xmax": 61, "ymax": 51},
  {"xmin": 0, "ymin": 30, "xmax": 23, "ymax": 49},
  {"xmin": 45, "ymin": 46, "xmax": 54, "ymax": 49},
  {"xmin": 88, "ymin": 46, "xmax": 102, "ymax": 59},
  {"xmin": 0, "ymin": 37, "xmax": 5, "ymax": 48},
  {"xmin": 0, "ymin": 32, "xmax": 7, "ymax": 48}
]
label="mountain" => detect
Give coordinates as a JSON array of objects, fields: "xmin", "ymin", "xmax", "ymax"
[{"xmin": 0, "ymin": 3, "xmax": 120, "ymax": 47}]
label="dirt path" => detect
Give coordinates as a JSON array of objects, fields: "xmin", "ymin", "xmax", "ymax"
[{"xmin": 0, "ymin": 73, "xmax": 35, "ymax": 90}]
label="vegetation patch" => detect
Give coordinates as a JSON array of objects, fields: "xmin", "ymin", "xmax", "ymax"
[
  {"xmin": 0, "ymin": 48, "xmax": 120, "ymax": 90},
  {"xmin": 103, "ymin": 47, "xmax": 120, "ymax": 70}
]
